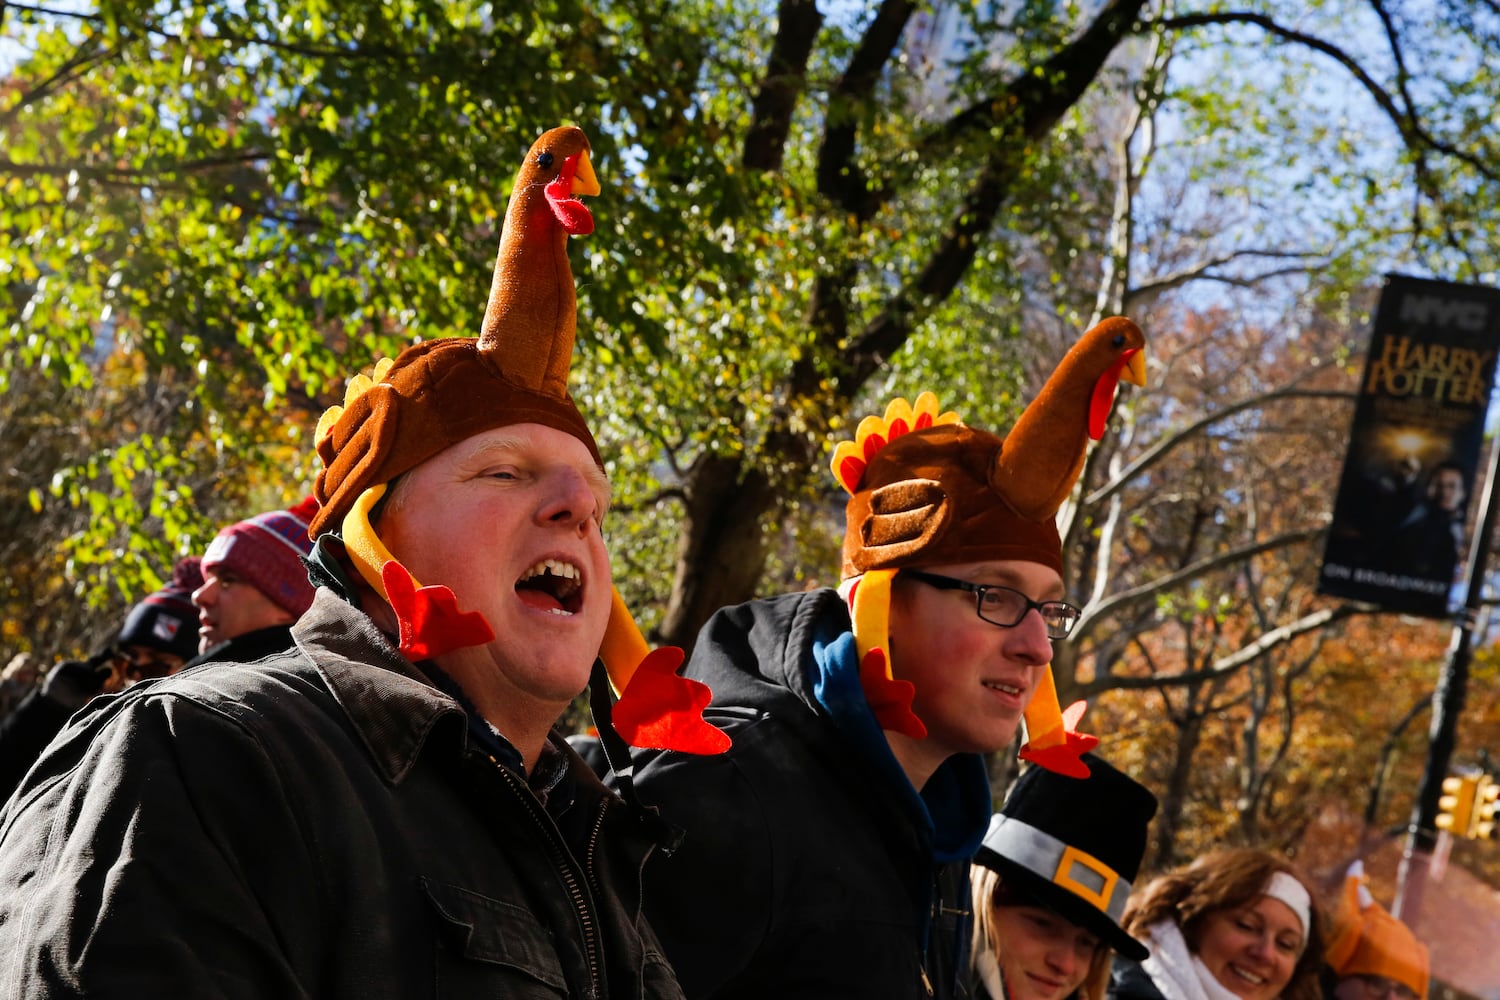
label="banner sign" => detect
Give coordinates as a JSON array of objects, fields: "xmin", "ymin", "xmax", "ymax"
[{"xmin": 1319, "ymin": 275, "xmax": 1500, "ymax": 616}]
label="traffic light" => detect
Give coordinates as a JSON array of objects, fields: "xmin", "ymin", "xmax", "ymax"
[
  {"xmin": 1437, "ymin": 773, "xmax": 1479, "ymax": 835},
  {"xmin": 1471, "ymin": 774, "xmax": 1500, "ymax": 840}
]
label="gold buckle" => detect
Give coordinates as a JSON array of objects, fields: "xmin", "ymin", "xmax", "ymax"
[{"xmin": 1054, "ymin": 844, "xmax": 1117, "ymax": 913}]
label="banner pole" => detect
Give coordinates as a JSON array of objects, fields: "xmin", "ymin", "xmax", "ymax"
[{"xmin": 1392, "ymin": 416, "xmax": 1500, "ymax": 921}]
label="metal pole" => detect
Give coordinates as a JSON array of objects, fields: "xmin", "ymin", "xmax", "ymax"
[{"xmin": 1392, "ymin": 428, "xmax": 1500, "ymax": 921}]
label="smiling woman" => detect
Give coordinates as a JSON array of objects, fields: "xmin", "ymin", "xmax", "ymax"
[{"xmin": 1107, "ymin": 849, "xmax": 1327, "ymax": 1000}]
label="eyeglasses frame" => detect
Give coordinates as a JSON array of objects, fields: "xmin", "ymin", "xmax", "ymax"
[{"xmin": 899, "ymin": 569, "xmax": 1081, "ymax": 639}]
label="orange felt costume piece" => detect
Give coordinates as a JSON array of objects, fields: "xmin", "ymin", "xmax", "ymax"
[{"xmin": 1326, "ymin": 863, "xmax": 1429, "ymax": 1000}]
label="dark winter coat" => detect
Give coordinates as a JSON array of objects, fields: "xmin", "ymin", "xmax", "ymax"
[
  {"xmin": 0, "ymin": 626, "xmax": 301, "ymax": 805},
  {"xmin": 181, "ymin": 622, "xmax": 297, "ymax": 670},
  {"xmin": 626, "ymin": 588, "xmax": 992, "ymax": 1000},
  {"xmin": 0, "ymin": 678, "xmax": 79, "ymax": 803},
  {"xmin": 0, "ymin": 589, "xmax": 685, "ymax": 999}
]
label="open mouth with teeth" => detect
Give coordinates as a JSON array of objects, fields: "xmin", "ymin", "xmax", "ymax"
[{"xmin": 516, "ymin": 559, "xmax": 584, "ymax": 616}]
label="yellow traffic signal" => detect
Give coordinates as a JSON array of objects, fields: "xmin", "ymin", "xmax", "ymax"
[
  {"xmin": 1437, "ymin": 774, "xmax": 1480, "ymax": 835},
  {"xmin": 1471, "ymin": 774, "xmax": 1500, "ymax": 840}
]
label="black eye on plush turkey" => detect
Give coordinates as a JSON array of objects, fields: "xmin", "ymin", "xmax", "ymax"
[{"xmin": 536, "ymin": 151, "xmax": 554, "ymax": 169}]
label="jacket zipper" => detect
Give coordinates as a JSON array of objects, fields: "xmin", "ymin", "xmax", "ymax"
[
  {"xmin": 495, "ymin": 761, "xmax": 605, "ymax": 998},
  {"xmin": 584, "ymin": 796, "xmax": 610, "ymax": 898}
]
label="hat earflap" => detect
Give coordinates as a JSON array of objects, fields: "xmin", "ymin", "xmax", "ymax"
[
  {"xmin": 339, "ymin": 483, "xmax": 494, "ymax": 660},
  {"xmin": 599, "ymin": 589, "xmax": 730, "ymax": 754},
  {"xmin": 842, "ymin": 569, "xmax": 926, "ymax": 738},
  {"xmin": 1018, "ymin": 669, "xmax": 1098, "ymax": 778}
]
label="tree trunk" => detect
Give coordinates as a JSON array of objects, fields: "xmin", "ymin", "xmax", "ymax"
[
  {"xmin": 1153, "ymin": 709, "xmax": 1205, "ymax": 869},
  {"xmin": 656, "ymin": 452, "xmax": 779, "ymax": 651}
]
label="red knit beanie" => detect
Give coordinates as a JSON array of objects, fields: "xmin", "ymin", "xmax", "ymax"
[{"xmin": 201, "ymin": 496, "xmax": 319, "ymax": 617}]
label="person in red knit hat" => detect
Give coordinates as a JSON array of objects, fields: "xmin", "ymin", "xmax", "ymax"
[{"xmin": 191, "ymin": 495, "xmax": 318, "ymax": 659}]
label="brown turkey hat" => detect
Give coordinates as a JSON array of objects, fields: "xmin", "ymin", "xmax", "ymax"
[
  {"xmin": 838, "ymin": 317, "xmax": 1146, "ymax": 579},
  {"xmin": 309, "ymin": 125, "xmax": 602, "ymax": 538},
  {"xmin": 843, "ymin": 421, "xmax": 1063, "ymax": 577}
]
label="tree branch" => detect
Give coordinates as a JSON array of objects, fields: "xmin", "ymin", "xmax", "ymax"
[
  {"xmin": 1084, "ymin": 603, "xmax": 1373, "ymax": 695},
  {"xmin": 1127, "ymin": 249, "xmax": 1327, "ymax": 304},
  {"xmin": 1159, "ymin": 10, "xmax": 1500, "ymax": 185},
  {"xmin": 0, "ymin": 34, "xmax": 116, "ymax": 129},
  {"xmin": 1076, "ymin": 526, "xmax": 1327, "ymax": 635},
  {"xmin": 742, "ymin": 0, "xmax": 823, "ymax": 172},
  {"xmin": 1085, "ymin": 387, "xmax": 1356, "ymax": 507},
  {"xmin": 815, "ymin": 0, "xmax": 917, "ymax": 213},
  {"xmin": 836, "ymin": 0, "xmax": 1150, "ymax": 391},
  {"xmin": 0, "ymin": 151, "xmax": 272, "ymax": 185}
]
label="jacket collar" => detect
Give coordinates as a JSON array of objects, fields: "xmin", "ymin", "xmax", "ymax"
[{"xmin": 291, "ymin": 588, "xmax": 466, "ymax": 785}]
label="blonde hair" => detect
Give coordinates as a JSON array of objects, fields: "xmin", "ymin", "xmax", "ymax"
[
  {"xmin": 970, "ymin": 864, "xmax": 1112, "ymax": 1000},
  {"xmin": 1122, "ymin": 848, "xmax": 1327, "ymax": 1000}
]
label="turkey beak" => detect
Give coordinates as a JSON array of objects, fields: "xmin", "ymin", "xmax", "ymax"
[
  {"xmin": 1123, "ymin": 347, "xmax": 1147, "ymax": 387},
  {"xmin": 572, "ymin": 150, "xmax": 601, "ymax": 197}
]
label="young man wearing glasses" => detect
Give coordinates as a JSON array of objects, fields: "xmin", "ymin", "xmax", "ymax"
[{"xmin": 621, "ymin": 321, "xmax": 1147, "ymax": 1000}]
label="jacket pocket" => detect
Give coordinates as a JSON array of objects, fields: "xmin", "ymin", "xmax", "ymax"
[{"xmin": 420, "ymin": 876, "xmax": 568, "ymax": 996}]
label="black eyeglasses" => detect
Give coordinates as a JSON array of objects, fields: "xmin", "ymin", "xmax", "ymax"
[{"xmin": 901, "ymin": 570, "xmax": 1081, "ymax": 639}]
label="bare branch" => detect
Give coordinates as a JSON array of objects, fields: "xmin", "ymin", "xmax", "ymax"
[
  {"xmin": 1208, "ymin": 604, "xmax": 1365, "ymax": 674},
  {"xmin": 1076, "ymin": 526, "xmax": 1327, "ymax": 635},
  {"xmin": 1127, "ymin": 249, "xmax": 1327, "ymax": 304},
  {"xmin": 1159, "ymin": 10, "xmax": 1500, "ymax": 184},
  {"xmin": 4, "ymin": 1, "xmax": 104, "ymax": 22},
  {"xmin": 1086, "ymin": 387, "xmax": 1356, "ymax": 507},
  {"xmin": 1085, "ymin": 603, "xmax": 1372, "ymax": 695},
  {"xmin": 742, "ymin": 0, "xmax": 823, "ymax": 172}
]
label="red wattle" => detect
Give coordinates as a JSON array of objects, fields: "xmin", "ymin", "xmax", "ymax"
[
  {"xmin": 1089, "ymin": 354, "xmax": 1132, "ymax": 440},
  {"xmin": 545, "ymin": 153, "xmax": 594, "ymax": 235}
]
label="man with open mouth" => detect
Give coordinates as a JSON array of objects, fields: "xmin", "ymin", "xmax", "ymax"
[{"xmin": 0, "ymin": 126, "xmax": 699, "ymax": 999}]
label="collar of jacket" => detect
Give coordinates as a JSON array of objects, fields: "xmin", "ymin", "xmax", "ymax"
[{"xmin": 291, "ymin": 588, "xmax": 468, "ymax": 785}]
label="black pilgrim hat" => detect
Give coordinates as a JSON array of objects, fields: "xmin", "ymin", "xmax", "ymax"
[{"xmin": 974, "ymin": 753, "xmax": 1156, "ymax": 961}]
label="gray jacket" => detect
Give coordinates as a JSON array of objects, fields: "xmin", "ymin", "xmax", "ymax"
[{"xmin": 0, "ymin": 588, "xmax": 683, "ymax": 999}]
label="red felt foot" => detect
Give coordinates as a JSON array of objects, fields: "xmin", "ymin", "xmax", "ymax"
[
  {"xmin": 859, "ymin": 647, "xmax": 927, "ymax": 740},
  {"xmin": 1019, "ymin": 701, "xmax": 1097, "ymax": 777},
  {"xmin": 612, "ymin": 646, "xmax": 731, "ymax": 754},
  {"xmin": 382, "ymin": 562, "xmax": 495, "ymax": 660}
]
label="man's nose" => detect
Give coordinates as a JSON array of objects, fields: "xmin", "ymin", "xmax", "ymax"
[
  {"xmin": 538, "ymin": 468, "xmax": 599, "ymax": 531},
  {"xmin": 1009, "ymin": 605, "xmax": 1055, "ymax": 663}
]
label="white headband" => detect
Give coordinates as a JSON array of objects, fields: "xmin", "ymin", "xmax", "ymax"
[{"xmin": 1263, "ymin": 871, "xmax": 1311, "ymax": 949}]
